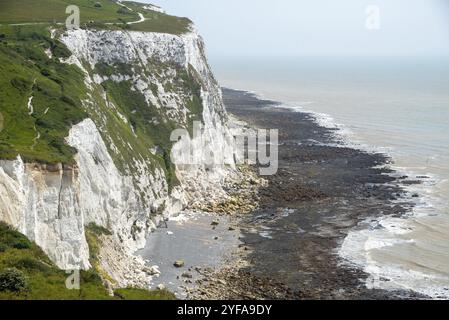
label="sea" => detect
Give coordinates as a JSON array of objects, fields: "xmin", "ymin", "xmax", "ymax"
[{"xmin": 212, "ymin": 56, "xmax": 449, "ymax": 298}]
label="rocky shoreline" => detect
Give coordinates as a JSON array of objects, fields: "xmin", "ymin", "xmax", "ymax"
[{"xmin": 186, "ymin": 88, "xmax": 428, "ymax": 300}]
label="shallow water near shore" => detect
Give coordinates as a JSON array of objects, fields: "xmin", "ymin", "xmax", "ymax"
[{"xmin": 214, "ymin": 56, "xmax": 449, "ymax": 298}]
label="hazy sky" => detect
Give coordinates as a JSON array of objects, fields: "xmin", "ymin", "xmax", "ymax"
[{"xmin": 143, "ymin": 0, "xmax": 449, "ymax": 59}]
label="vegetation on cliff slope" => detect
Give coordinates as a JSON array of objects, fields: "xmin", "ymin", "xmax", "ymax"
[
  {"xmin": 0, "ymin": 222, "xmax": 175, "ymax": 300},
  {"xmin": 0, "ymin": 24, "xmax": 87, "ymax": 164}
]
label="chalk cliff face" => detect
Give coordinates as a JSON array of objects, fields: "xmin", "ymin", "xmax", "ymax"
[
  {"xmin": 0, "ymin": 22, "xmax": 238, "ymax": 286},
  {"xmin": 0, "ymin": 157, "xmax": 89, "ymax": 270}
]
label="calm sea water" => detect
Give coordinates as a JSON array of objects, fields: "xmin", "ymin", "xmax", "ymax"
[{"xmin": 212, "ymin": 56, "xmax": 449, "ymax": 298}]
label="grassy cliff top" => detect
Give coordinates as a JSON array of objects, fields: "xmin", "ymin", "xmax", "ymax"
[{"xmin": 0, "ymin": 0, "xmax": 192, "ymax": 35}]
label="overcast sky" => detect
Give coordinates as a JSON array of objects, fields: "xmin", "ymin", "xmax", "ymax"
[{"xmin": 142, "ymin": 0, "xmax": 449, "ymax": 59}]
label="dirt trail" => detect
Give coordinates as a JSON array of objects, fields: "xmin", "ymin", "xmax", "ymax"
[{"xmin": 0, "ymin": 112, "xmax": 3, "ymax": 133}]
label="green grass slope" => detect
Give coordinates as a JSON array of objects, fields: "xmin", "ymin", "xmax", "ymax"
[
  {"xmin": 0, "ymin": 222, "xmax": 175, "ymax": 300},
  {"xmin": 0, "ymin": 24, "xmax": 87, "ymax": 163}
]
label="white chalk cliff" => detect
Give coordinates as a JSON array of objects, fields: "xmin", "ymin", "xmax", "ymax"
[{"xmin": 0, "ymin": 20, "xmax": 240, "ymax": 287}]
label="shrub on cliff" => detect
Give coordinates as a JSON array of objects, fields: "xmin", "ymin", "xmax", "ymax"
[
  {"xmin": 117, "ymin": 7, "xmax": 133, "ymax": 15},
  {"xmin": 0, "ymin": 268, "xmax": 28, "ymax": 292},
  {"xmin": 11, "ymin": 257, "xmax": 52, "ymax": 273},
  {"xmin": 0, "ymin": 222, "xmax": 32, "ymax": 250}
]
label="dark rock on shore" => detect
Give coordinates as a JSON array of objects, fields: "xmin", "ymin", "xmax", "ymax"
[{"xmin": 174, "ymin": 260, "xmax": 185, "ymax": 268}]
